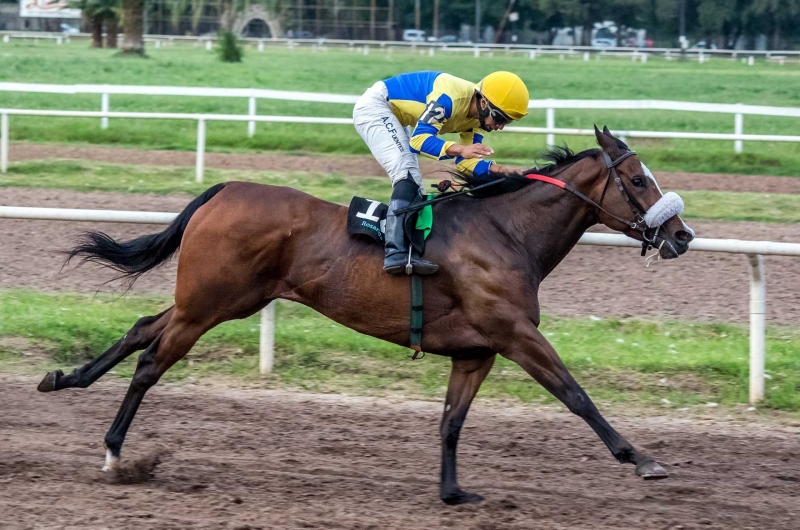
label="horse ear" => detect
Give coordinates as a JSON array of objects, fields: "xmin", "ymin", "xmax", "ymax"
[
  {"xmin": 596, "ymin": 125, "xmax": 621, "ymax": 159},
  {"xmin": 594, "ymin": 124, "xmax": 603, "ymax": 145}
]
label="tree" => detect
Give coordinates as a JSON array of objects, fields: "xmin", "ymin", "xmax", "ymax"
[
  {"xmin": 120, "ymin": 0, "xmax": 145, "ymax": 55},
  {"xmin": 70, "ymin": 0, "xmax": 120, "ymax": 48},
  {"xmin": 751, "ymin": 0, "xmax": 800, "ymax": 48}
]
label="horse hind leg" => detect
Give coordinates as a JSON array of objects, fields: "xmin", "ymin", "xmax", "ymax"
[
  {"xmin": 37, "ymin": 307, "xmax": 174, "ymax": 393},
  {"xmin": 102, "ymin": 312, "xmax": 206, "ymax": 472}
]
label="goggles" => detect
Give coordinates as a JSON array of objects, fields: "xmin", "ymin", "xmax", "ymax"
[{"xmin": 481, "ymin": 96, "xmax": 512, "ymax": 126}]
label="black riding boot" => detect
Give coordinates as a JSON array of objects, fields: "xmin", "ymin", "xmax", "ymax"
[{"xmin": 384, "ymin": 176, "xmax": 438, "ymax": 275}]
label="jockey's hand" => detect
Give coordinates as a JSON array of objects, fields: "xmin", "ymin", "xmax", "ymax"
[{"xmin": 447, "ymin": 143, "xmax": 494, "ymax": 159}]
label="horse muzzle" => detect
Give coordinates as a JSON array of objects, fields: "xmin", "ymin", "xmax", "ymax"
[{"xmin": 656, "ymin": 220, "xmax": 695, "ymax": 259}]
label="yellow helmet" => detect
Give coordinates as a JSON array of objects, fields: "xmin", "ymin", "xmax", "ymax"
[{"xmin": 477, "ymin": 71, "xmax": 529, "ymax": 121}]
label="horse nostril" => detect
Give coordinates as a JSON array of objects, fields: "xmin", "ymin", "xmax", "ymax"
[{"xmin": 675, "ymin": 230, "xmax": 693, "ymax": 244}]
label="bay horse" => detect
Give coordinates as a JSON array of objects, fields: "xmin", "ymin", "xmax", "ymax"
[{"xmin": 38, "ymin": 127, "xmax": 694, "ymax": 505}]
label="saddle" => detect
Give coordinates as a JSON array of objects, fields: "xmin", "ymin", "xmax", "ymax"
[{"xmin": 346, "ymin": 195, "xmax": 433, "ymax": 253}]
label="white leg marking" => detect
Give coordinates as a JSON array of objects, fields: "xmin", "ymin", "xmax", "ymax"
[{"xmin": 102, "ymin": 448, "xmax": 119, "ymax": 472}]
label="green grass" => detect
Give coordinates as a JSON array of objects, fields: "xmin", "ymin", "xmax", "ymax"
[
  {"xmin": 3, "ymin": 160, "xmax": 799, "ymax": 223},
  {"xmin": 1, "ymin": 290, "xmax": 799, "ymax": 411},
  {"xmin": 1, "ymin": 41, "xmax": 800, "ymax": 175}
]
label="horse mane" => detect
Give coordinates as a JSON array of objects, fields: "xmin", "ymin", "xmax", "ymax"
[{"xmin": 455, "ymin": 138, "xmax": 629, "ymax": 199}]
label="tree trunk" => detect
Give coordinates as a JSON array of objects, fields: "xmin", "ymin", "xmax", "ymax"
[
  {"xmin": 91, "ymin": 15, "xmax": 103, "ymax": 48},
  {"xmin": 106, "ymin": 16, "xmax": 119, "ymax": 48},
  {"xmin": 220, "ymin": 0, "xmax": 234, "ymax": 33},
  {"xmin": 121, "ymin": 0, "xmax": 145, "ymax": 55},
  {"xmin": 773, "ymin": 15, "xmax": 781, "ymax": 50}
]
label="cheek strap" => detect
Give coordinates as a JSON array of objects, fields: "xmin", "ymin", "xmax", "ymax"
[{"xmin": 643, "ymin": 192, "xmax": 684, "ymax": 228}]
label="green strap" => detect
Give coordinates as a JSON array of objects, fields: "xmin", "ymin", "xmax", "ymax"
[
  {"xmin": 410, "ymin": 274, "xmax": 423, "ymax": 356},
  {"xmin": 415, "ymin": 194, "xmax": 435, "ymax": 240}
]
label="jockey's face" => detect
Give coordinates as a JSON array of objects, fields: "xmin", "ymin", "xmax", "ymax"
[{"xmin": 479, "ymin": 97, "xmax": 511, "ymax": 132}]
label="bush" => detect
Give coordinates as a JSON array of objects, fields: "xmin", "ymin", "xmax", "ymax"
[{"xmin": 217, "ymin": 31, "xmax": 243, "ymax": 63}]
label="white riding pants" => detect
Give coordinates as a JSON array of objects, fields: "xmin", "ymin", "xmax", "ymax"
[{"xmin": 353, "ymin": 81, "xmax": 423, "ymax": 186}]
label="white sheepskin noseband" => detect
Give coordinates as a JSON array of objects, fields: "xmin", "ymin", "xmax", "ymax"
[
  {"xmin": 643, "ymin": 191, "xmax": 684, "ymax": 228},
  {"xmin": 639, "ymin": 163, "xmax": 685, "ymax": 228}
]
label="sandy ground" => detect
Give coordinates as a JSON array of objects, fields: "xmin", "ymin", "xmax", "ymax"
[
  {"xmin": 1, "ymin": 186, "xmax": 799, "ymax": 324},
  {"xmin": 1, "ymin": 374, "xmax": 798, "ymax": 529},
  {"xmin": 9, "ymin": 142, "xmax": 800, "ymax": 193}
]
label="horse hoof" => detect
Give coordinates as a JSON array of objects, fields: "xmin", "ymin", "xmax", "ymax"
[
  {"xmin": 102, "ymin": 449, "xmax": 120, "ymax": 473},
  {"xmin": 441, "ymin": 489, "xmax": 485, "ymax": 505},
  {"xmin": 636, "ymin": 460, "xmax": 669, "ymax": 480},
  {"xmin": 37, "ymin": 370, "xmax": 63, "ymax": 393}
]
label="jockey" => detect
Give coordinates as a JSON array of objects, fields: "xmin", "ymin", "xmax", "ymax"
[{"xmin": 353, "ymin": 70, "xmax": 529, "ymax": 275}]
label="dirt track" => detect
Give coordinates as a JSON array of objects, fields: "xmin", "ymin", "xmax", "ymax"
[{"xmin": 1, "ymin": 375, "xmax": 799, "ymax": 529}]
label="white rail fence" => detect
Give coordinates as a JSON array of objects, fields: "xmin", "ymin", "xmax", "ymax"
[
  {"xmin": 2, "ymin": 205, "xmax": 799, "ymax": 404},
  {"xmin": 0, "ymin": 83, "xmax": 799, "ymax": 176},
  {"xmin": 4, "ymin": 31, "xmax": 800, "ymax": 61}
]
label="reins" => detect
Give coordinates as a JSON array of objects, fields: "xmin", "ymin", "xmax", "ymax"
[{"xmin": 394, "ymin": 150, "xmax": 661, "ymax": 258}]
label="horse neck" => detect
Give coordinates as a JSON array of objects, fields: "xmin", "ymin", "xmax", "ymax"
[{"xmin": 503, "ymin": 158, "xmax": 604, "ymax": 281}]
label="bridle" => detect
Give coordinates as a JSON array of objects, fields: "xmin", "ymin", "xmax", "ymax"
[{"xmin": 525, "ymin": 150, "xmax": 663, "ymax": 256}]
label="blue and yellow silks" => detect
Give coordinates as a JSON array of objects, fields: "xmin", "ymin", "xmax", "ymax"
[{"xmin": 382, "ymin": 71, "xmax": 494, "ymax": 177}]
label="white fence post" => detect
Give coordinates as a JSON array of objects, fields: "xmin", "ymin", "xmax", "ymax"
[
  {"xmin": 258, "ymin": 40, "xmax": 264, "ymax": 52},
  {"xmin": 546, "ymin": 106, "xmax": 555, "ymax": 146},
  {"xmin": 474, "ymin": 47, "xmax": 480, "ymax": 58},
  {"xmin": 734, "ymin": 109, "xmax": 743, "ymax": 153},
  {"xmin": 248, "ymin": 96, "xmax": 256, "ymax": 137},
  {"xmin": 259, "ymin": 301, "xmax": 276, "ymax": 374},
  {"xmin": 196, "ymin": 118, "xmax": 206, "ymax": 183},
  {"xmin": 1, "ymin": 112, "xmax": 7, "ymax": 174},
  {"xmin": 529, "ymin": 50, "xmax": 536, "ymax": 60},
  {"xmin": 748, "ymin": 254, "xmax": 766, "ymax": 403},
  {"xmin": 101, "ymin": 92, "xmax": 109, "ymax": 130}
]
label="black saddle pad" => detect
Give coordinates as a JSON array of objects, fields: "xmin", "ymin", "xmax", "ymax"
[
  {"xmin": 347, "ymin": 196, "xmax": 427, "ymax": 254},
  {"xmin": 347, "ymin": 197, "xmax": 388, "ymax": 244}
]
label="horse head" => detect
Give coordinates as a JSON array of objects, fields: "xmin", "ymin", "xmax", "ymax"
[{"xmin": 590, "ymin": 125, "xmax": 694, "ymax": 259}]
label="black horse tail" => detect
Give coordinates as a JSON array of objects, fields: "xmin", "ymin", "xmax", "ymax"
[{"xmin": 66, "ymin": 183, "xmax": 227, "ymax": 282}]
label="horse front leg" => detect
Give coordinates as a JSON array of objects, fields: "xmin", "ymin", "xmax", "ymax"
[
  {"xmin": 500, "ymin": 327, "xmax": 668, "ymax": 480},
  {"xmin": 439, "ymin": 353, "xmax": 495, "ymax": 505}
]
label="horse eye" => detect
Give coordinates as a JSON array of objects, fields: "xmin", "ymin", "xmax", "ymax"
[{"xmin": 632, "ymin": 177, "xmax": 646, "ymax": 188}]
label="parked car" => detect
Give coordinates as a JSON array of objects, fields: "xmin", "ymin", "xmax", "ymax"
[
  {"xmin": 60, "ymin": 23, "xmax": 80, "ymax": 35},
  {"xmin": 438, "ymin": 34, "xmax": 458, "ymax": 43},
  {"xmin": 285, "ymin": 30, "xmax": 314, "ymax": 39},
  {"xmin": 402, "ymin": 29, "xmax": 426, "ymax": 42},
  {"xmin": 591, "ymin": 21, "xmax": 617, "ymax": 47},
  {"xmin": 692, "ymin": 40, "xmax": 718, "ymax": 50}
]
